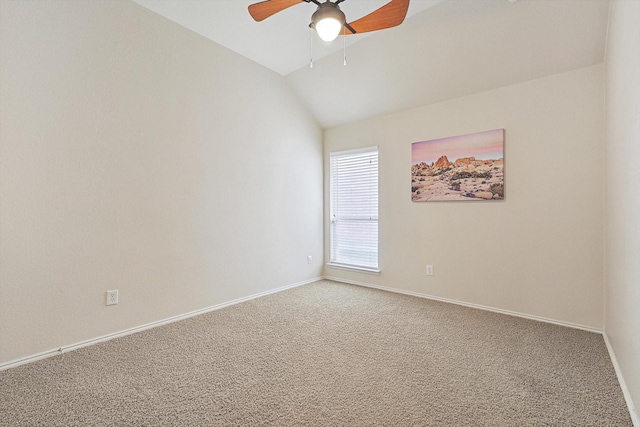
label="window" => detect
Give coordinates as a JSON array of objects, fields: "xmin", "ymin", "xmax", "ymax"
[{"xmin": 329, "ymin": 147, "xmax": 379, "ymax": 272}]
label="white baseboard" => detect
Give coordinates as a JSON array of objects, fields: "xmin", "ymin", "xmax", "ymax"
[
  {"xmin": 0, "ymin": 276, "xmax": 321, "ymax": 372},
  {"xmin": 323, "ymin": 276, "xmax": 602, "ymax": 333},
  {"xmin": 603, "ymin": 333, "xmax": 640, "ymax": 427}
]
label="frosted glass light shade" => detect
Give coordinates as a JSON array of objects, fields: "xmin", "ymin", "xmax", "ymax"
[{"xmin": 315, "ymin": 17, "xmax": 343, "ymax": 42}]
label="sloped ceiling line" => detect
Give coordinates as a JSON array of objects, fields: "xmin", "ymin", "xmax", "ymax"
[{"xmin": 133, "ymin": 0, "xmax": 610, "ymax": 128}]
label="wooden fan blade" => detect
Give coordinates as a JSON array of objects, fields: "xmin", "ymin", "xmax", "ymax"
[
  {"xmin": 345, "ymin": 0, "xmax": 410, "ymax": 34},
  {"xmin": 248, "ymin": 0, "xmax": 303, "ymax": 22}
]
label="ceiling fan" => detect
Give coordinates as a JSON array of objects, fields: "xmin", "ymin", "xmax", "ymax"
[{"xmin": 248, "ymin": 0, "xmax": 410, "ymax": 42}]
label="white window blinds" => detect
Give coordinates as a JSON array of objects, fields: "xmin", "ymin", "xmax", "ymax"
[{"xmin": 329, "ymin": 148, "xmax": 379, "ymax": 271}]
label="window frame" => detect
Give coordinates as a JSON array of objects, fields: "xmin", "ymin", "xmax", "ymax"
[{"xmin": 327, "ymin": 146, "xmax": 380, "ymax": 274}]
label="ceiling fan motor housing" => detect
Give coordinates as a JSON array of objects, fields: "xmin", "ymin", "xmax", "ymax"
[{"xmin": 311, "ymin": 2, "xmax": 346, "ymax": 29}]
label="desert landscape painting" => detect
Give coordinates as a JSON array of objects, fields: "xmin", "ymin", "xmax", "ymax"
[{"xmin": 411, "ymin": 129, "xmax": 504, "ymax": 201}]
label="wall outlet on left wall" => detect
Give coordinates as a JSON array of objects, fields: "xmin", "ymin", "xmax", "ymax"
[
  {"xmin": 307, "ymin": 255, "xmax": 313, "ymax": 264},
  {"xmin": 106, "ymin": 290, "xmax": 119, "ymax": 306}
]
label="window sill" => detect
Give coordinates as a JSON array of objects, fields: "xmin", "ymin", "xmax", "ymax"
[{"xmin": 326, "ymin": 263, "xmax": 380, "ymax": 275}]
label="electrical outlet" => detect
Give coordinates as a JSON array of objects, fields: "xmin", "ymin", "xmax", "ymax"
[
  {"xmin": 307, "ymin": 255, "xmax": 313, "ymax": 264},
  {"xmin": 426, "ymin": 265, "xmax": 434, "ymax": 276},
  {"xmin": 106, "ymin": 290, "xmax": 118, "ymax": 306}
]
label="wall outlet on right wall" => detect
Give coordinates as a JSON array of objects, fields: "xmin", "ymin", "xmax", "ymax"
[{"xmin": 426, "ymin": 265, "xmax": 434, "ymax": 276}]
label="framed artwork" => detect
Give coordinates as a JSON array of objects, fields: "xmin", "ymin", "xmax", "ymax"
[{"xmin": 411, "ymin": 129, "xmax": 504, "ymax": 202}]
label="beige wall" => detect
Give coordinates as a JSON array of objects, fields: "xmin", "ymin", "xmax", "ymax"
[
  {"xmin": 0, "ymin": 1, "xmax": 323, "ymax": 364},
  {"xmin": 324, "ymin": 65, "xmax": 605, "ymax": 330},
  {"xmin": 605, "ymin": 0, "xmax": 640, "ymax": 419}
]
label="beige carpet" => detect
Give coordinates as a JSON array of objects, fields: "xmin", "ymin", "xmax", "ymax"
[{"xmin": 0, "ymin": 280, "xmax": 632, "ymax": 426}]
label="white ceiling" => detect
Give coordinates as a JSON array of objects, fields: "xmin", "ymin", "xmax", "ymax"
[{"xmin": 132, "ymin": 0, "xmax": 610, "ymax": 129}]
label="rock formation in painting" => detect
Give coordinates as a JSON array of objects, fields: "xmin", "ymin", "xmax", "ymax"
[
  {"xmin": 433, "ymin": 155, "xmax": 453, "ymax": 169},
  {"xmin": 411, "ymin": 157, "xmax": 504, "ymax": 201}
]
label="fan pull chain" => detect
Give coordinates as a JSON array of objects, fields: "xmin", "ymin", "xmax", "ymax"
[
  {"xmin": 343, "ymin": 30, "xmax": 347, "ymax": 66},
  {"xmin": 309, "ymin": 32, "xmax": 314, "ymax": 69}
]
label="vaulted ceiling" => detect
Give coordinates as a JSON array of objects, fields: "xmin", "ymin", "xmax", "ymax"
[{"xmin": 132, "ymin": 0, "xmax": 610, "ymax": 128}]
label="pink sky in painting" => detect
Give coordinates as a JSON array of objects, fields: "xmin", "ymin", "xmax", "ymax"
[{"xmin": 411, "ymin": 129, "xmax": 504, "ymax": 165}]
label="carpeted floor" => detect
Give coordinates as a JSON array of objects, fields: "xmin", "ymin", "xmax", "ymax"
[{"xmin": 0, "ymin": 280, "xmax": 633, "ymax": 426}]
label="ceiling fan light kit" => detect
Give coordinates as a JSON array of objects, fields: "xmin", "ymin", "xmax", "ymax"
[{"xmin": 311, "ymin": 2, "xmax": 346, "ymax": 42}]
